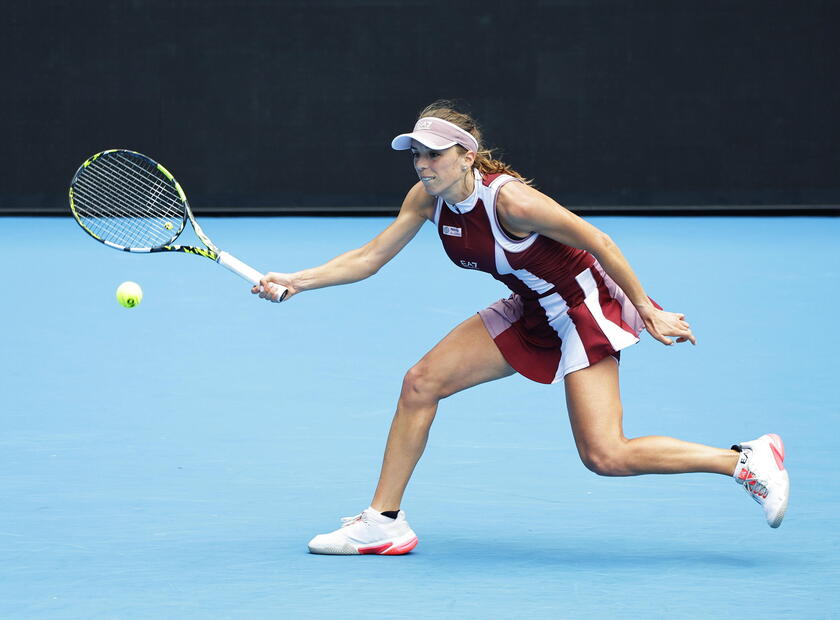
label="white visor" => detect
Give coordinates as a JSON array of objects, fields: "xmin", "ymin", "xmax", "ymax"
[{"xmin": 391, "ymin": 117, "xmax": 479, "ymax": 153}]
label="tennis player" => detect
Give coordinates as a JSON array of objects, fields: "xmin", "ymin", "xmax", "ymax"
[{"xmin": 253, "ymin": 101, "xmax": 790, "ymax": 554}]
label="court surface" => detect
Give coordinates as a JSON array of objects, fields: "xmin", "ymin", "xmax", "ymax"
[{"xmin": 1, "ymin": 216, "xmax": 838, "ymax": 619}]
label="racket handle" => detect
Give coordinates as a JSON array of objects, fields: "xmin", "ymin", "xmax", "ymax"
[{"xmin": 218, "ymin": 251, "xmax": 288, "ymax": 302}]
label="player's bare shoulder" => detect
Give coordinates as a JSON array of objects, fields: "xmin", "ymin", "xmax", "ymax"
[
  {"xmin": 498, "ymin": 178, "xmax": 587, "ymax": 242},
  {"xmin": 402, "ymin": 181, "xmax": 437, "ymax": 222},
  {"xmin": 496, "ymin": 179, "xmax": 548, "ymax": 236},
  {"xmin": 497, "ymin": 179, "xmax": 544, "ymax": 220}
]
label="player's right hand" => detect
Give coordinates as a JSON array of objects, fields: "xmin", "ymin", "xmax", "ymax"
[{"xmin": 252, "ymin": 272, "xmax": 296, "ymax": 303}]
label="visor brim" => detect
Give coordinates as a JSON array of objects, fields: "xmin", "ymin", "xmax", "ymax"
[{"xmin": 391, "ymin": 132, "xmax": 458, "ymax": 151}]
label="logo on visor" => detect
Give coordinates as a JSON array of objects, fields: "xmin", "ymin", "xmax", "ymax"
[{"xmin": 416, "ymin": 119, "xmax": 433, "ymax": 130}]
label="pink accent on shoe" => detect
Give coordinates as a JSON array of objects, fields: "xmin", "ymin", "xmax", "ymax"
[
  {"xmin": 767, "ymin": 434, "xmax": 785, "ymax": 470},
  {"xmin": 382, "ymin": 536, "xmax": 418, "ymax": 555},
  {"xmin": 767, "ymin": 433, "xmax": 785, "ymax": 461},
  {"xmin": 358, "ymin": 536, "xmax": 418, "ymax": 555},
  {"xmin": 358, "ymin": 543, "xmax": 392, "ymax": 555}
]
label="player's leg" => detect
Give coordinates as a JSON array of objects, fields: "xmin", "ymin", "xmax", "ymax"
[
  {"xmin": 308, "ymin": 314, "xmax": 514, "ymax": 555},
  {"xmin": 563, "ymin": 356, "xmax": 789, "ymax": 527},
  {"xmin": 563, "ymin": 356, "xmax": 739, "ymax": 476},
  {"xmin": 371, "ymin": 313, "xmax": 515, "ymax": 511}
]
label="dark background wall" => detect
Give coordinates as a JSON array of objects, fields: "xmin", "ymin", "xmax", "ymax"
[{"xmin": 3, "ymin": 0, "xmax": 838, "ymax": 214}]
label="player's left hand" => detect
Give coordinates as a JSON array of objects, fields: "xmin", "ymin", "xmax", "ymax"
[{"xmin": 639, "ymin": 307, "xmax": 696, "ymax": 346}]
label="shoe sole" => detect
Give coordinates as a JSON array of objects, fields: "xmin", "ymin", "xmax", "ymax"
[
  {"xmin": 765, "ymin": 434, "xmax": 788, "ymax": 529},
  {"xmin": 308, "ymin": 534, "xmax": 419, "ymax": 555},
  {"xmin": 359, "ymin": 535, "xmax": 419, "ymax": 555},
  {"xmin": 768, "ymin": 472, "xmax": 788, "ymax": 528}
]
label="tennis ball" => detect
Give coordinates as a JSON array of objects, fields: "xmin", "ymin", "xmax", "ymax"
[
  {"xmin": 164, "ymin": 221, "xmax": 173, "ymax": 230},
  {"xmin": 116, "ymin": 281, "xmax": 143, "ymax": 308}
]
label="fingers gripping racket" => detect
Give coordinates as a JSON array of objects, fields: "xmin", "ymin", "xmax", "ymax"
[{"xmin": 68, "ymin": 149, "xmax": 287, "ymax": 301}]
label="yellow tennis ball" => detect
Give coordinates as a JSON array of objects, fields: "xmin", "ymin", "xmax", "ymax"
[
  {"xmin": 116, "ymin": 281, "xmax": 143, "ymax": 308},
  {"xmin": 164, "ymin": 221, "xmax": 173, "ymax": 230}
]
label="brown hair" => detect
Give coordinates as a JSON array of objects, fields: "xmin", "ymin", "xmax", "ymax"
[{"xmin": 417, "ymin": 100, "xmax": 532, "ymax": 185}]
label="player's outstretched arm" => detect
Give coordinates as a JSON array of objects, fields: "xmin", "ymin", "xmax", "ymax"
[
  {"xmin": 253, "ymin": 182, "xmax": 433, "ymax": 302},
  {"xmin": 497, "ymin": 182, "xmax": 696, "ymax": 346}
]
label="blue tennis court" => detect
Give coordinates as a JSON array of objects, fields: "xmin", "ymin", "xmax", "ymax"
[{"xmin": 1, "ymin": 216, "xmax": 838, "ymax": 619}]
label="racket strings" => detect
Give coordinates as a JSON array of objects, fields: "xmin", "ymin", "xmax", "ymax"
[
  {"xmin": 84, "ymin": 155, "xmax": 182, "ymax": 244},
  {"xmin": 72, "ymin": 152, "xmax": 186, "ymax": 249},
  {"xmin": 110, "ymin": 153, "xmax": 185, "ymax": 247},
  {"xmin": 74, "ymin": 168, "xmax": 178, "ymax": 249},
  {"xmin": 113, "ymin": 152, "xmax": 181, "ymax": 204},
  {"xmin": 75, "ymin": 163, "xmax": 172, "ymax": 224},
  {"xmin": 73, "ymin": 175, "xmax": 162, "ymax": 248},
  {"xmin": 84, "ymin": 159, "xmax": 179, "ymax": 248}
]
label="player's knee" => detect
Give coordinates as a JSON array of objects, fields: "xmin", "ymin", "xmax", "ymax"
[
  {"xmin": 579, "ymin": 442, "xmax": 629, "ymax": 477},
  {"xmin": 401, "ymin": 362, "xmax": 447, "ymax": 405}
]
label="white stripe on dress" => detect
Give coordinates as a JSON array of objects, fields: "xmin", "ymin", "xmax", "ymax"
[
  {"xmin": 483, "ymin": 175, "xmax": 539, "ymax": 253},
  {"xmin": 538, "ymin": 292, "xmax": 588, "ymax": 383},
  {"xmin": 494, "ymin": 245, "xmax": 555, "ymax": 294},
  {"xmin": 433, "ymin": 197, "xmax": 443, "ymax": 226},
  {"xmin": 591, "ymin": 261, "xmax": 645, "ymax": 334},
  {"xmin": 575, "ymin": 268, "xmax": 640, "ymax": 350}
]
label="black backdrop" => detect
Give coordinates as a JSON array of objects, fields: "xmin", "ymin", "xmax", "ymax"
[{"xmin": 3, "ymin": 1, "xmax": 839, "ymax": 214}]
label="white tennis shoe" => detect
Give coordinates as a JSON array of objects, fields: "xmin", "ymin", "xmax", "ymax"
[
  {"xmin": 307, "ymin": 508, "xmax": 419, "ymax": 555},
  {"xmin": 732, "ymin": 433, "xmax": 789, "ymax": 528}
]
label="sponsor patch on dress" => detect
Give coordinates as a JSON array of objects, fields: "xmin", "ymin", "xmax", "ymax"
[{"xmin": 442, "ymin": 225, "xmax": 462, "ymax": 237}]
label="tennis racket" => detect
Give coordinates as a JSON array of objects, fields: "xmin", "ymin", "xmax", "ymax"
[{"xmin": 68, "ymin": 149, "xmax": 286, "ymax": 302}]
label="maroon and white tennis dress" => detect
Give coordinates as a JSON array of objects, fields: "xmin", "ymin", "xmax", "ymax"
[{"xmin": 435, "ymin": 170, "xmax": 656, "ymax": 384}]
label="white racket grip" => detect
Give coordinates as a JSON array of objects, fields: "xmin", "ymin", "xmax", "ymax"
[{"xmin": 217, "ymin": 251, "xmax": 288, "ymax": 302}]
